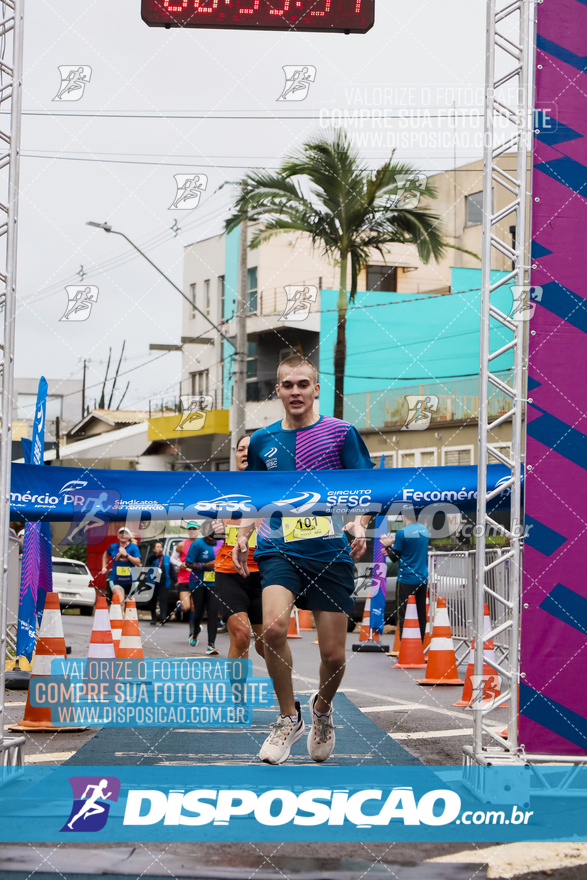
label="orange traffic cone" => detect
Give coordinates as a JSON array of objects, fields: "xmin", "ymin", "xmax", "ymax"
[
  {"xmin": 10, "ymin": 593, "xmax": 85, "ymax": 732},
  {"xmin": 287, "ymin": 607, "xmax": 302, "ymax": 639},
  {"xmin": 352, "ymin": 596, "xmax": 389, "ymax": 653},
  {"xmin": 117, "ymin": 599, "xmax": 144, "ymax": 658},
  {"xmin": 88, "ymin": 597, "xmax": 115, "ymax": 659},
  {"xmin": 392, "ymin": 596, "xmax": 426, "ymax": 668},
  {"xmin": 357, "ymin": 597, "xmax": 375, "ymax": 642},
  {"xmin": 453, "ymin": 604, "xmax": 502, "ymax": 707},
  {"xmin": 298, "ymin": 609, "xmax": 313, "ymax": 631},
  {"xmin": 387, "ymin": 624, "xmax": 401, "ymax": 657},
  {"xmin": 423, "ymin": 595, "xmax": 432, "ymax": 652},
  {"xmin": 109, "ymin": 593, "xmax": 123, "ymax": 656},
  {"xmin": 417, "ymin": 597, "xmax": 464, "ymax": 685}
]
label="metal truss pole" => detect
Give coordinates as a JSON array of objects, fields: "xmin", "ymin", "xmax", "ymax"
[
  {"xmin": 464, "ymin": 0, "xmax": 535, "ymax": 767},
  {"xmin": 0, "ymin": 0, "xmax": 25, "ymax": 764}
]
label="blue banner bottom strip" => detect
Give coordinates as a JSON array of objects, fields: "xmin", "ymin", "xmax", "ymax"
[{"xmin": 1, "ymin": 765, "xmax": 587, "ymax": 842}]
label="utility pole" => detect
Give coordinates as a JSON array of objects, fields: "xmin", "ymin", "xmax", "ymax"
[
  {"xmin": 230, "ymin": 212, "xmax": 248, "ymax": 469},
  {"xmin": 81, "ymin": 359, "xmax": 86, "ymax": 420},
  {"xmin": 55, "ymin": 416, "xmax": 60, "ymax": 460}
]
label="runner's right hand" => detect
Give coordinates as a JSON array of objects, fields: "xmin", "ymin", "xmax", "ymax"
[{"xmin": 232, "ymin": 537, "xmax": 250, "ymax": 577}]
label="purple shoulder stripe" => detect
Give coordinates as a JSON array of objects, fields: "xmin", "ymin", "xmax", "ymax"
[{"xmin": 295, "ymin": 417, "xmax": 352, "ymax": 470}]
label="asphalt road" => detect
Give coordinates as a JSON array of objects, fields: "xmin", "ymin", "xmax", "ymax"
[{"xmin": 4, "ymin": 609, "xmax": 508, "ymax": 767}]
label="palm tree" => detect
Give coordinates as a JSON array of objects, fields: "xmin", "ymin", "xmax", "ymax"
[{"xmin": 226, "ymin": 130, "xmax": 450, "ymax": 419}]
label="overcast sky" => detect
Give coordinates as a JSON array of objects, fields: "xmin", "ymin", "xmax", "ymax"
[{"xmin": 14, "ymin": 0, "xmax": 492, "ymax": 411}]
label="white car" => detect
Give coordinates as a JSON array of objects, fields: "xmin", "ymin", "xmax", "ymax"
[{"xmin": 52, "ymin": 557, "xmax": 96, "ymax": 615}]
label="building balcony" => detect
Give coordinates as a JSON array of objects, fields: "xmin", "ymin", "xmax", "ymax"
[{"xmin": 343, "ymin": 372, "xmax": 517, "ymax": 431}]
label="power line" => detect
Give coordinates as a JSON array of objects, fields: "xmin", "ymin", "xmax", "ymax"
[
  {"xmin": 6, "ymin": 109, "xmax": 486, "ymax": 120},
  {"xmin": 20, "ymin": 200, "xmax": 231, "ymax": 305}
]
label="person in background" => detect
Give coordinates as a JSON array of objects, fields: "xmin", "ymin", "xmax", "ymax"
[
  {"xmin": 101, "ymin": 527, "xmax": 141, "ymax": 610},
  {"xmin": 147, "ymin": 541, "xmax": 177, "ymax": 626},
  {"xmin": 380, "ymin": 505, "xmax": 429, "ymax": 640},
  {"xmin": 185, "ymin": 520, "xmax": 224, "ymax": 653},
  {"xmin": 171, "ymin": 522, "xmax": 201, "ymax": 620},
  {"xmin": 214, "ymin": 434, "xmax": 265, "ymax": 660}
]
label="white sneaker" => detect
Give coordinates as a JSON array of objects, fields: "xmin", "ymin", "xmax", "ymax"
[
  {"xmin": 307, "ymin": 692, "xmax": 335, "ymax": 763},
  {"xmin": 259, "ymin": 701, "xmax": 305, "ymax": 765}
]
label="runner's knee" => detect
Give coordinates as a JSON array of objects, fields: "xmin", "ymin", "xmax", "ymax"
[
  {"xmin": 263, "ymin": 615, "xmax": 289, "ymax": 647},
  {"xmin": 319, "ymin": 644, "xmax": 346, "ymax": 669},
  {"xmin": 229, "ymin": 622, "xmax": 251, "ymax": 653}
]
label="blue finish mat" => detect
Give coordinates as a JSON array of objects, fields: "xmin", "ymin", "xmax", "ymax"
[{"xmin": 64, "ymin": 694, "xmax": 421, "ymax": 766}]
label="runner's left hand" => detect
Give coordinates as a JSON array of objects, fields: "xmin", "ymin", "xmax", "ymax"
[{"xmin": 350, "ymin": 522, "xmax": 367, "ymax": 560}]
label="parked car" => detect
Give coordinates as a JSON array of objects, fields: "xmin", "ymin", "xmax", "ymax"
[{"xmin": 52, "ymin": 557, "xmax": 96, "ymax": 615}]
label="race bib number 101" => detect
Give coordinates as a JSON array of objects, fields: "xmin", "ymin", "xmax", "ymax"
[{"xmin": 282, "ymin": 516, "xmax": 333, "ymax": 543}]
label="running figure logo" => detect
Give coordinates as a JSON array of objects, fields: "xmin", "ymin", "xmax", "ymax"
[
  {"xmin": 468, "ymin": 673, "xmax": 501, "ymax": 710},
  {"xmin": 53, "ymin": 66, "xmax": 92, "ymax": 102},
  {"xmin": 61, "ymin": 776, "xmax": 120, "ymax": 833},
  {"xmin": 401, "ymin": 395, "xmax": 439, "ymax": 431},
  {"xmin": 169, "ymin": 174, "xmax": 208, "ymax": 210},
  {"xmin": 510, "ymin": 285, "xmax": 543, "ymax": 322},
  {"xmin": 60, "ymin": 490, "xmax": 119, "ymax": 546},
  {"xmin": 127, "ymin": 566, "xmax": 161, "ymax": 604},
  {"xmin": 175, "ymin": 394, "xmax": 214, "ymax": 431},
  {"xmin": 277, "ymin": 66, "xmax": 316, "ymax": 102},
  {"xmin": 392, "ymin": 173, "xmax": 428, "ymax": 210},
  {"xmin": 279, "ymin": 285, "xmax": 318, "ymax": 322},
  {"xmin": 59, "ymin": 286, "xmax": 99, "ymax": 322}
]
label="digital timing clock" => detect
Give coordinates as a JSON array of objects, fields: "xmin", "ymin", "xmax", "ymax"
[{"xmin": 141, "ymin": 0, "xmax": 374, "ymax": 34}]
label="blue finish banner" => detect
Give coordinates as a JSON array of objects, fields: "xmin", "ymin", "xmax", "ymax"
[
  {"xmin": 10, "ymin": 461, "xmax": 516, "ymax": 522},
  {"xmin": 1, "ymin": 765, "xmax": 585, "ymax": 842},
  {"xmin": 16, "ymin": 377, "xmax": 53, "ymax": 660}
]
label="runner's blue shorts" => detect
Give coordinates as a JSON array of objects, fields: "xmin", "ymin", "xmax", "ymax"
[{"xmin": 258, "ymin": 554, "xmax": 355, "ymax": 615}]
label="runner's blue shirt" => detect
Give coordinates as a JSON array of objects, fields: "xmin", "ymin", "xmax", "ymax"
[
  {"xmin": 185, "ymin": 537, "xmax": 218, "ymax": 588},
  {"xmin": 107, "ymin": 542, "xmax": 141, "ymax": 585},
  {"xmin": 394, "ymin": 522, "xmax": 429, "ymax": 585},
  {"xmin": 246, "ymin": 415, "xmax": 374, "ymax": 563}
]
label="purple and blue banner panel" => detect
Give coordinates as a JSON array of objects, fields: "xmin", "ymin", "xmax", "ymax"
[
  {"xmin": 16, "ymin": 377, "xmax": 53, "ymax": 661},
  {"xmin": 520, "ymin": 0, "xmax": 587, "ymax": 755},
  {"xmin": 0, "ymin": 765, "xmax": 586, "ymax": 842}
]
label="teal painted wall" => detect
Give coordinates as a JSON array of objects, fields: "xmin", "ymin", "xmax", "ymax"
[
  {"xmin": 222, "ymin": 227, "xmax": 239, "ymax": 408},
  {"xmin": 318, "ymin": 267, "xmax": 514, "ymax": 417}
]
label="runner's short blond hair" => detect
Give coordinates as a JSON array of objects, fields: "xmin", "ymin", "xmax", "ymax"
[{"xmin": 277, "ymin": 355, "xmax": 318, "ymax": 383}]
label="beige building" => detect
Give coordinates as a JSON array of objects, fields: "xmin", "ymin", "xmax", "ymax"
[{"xmin": 151, "ymin": 153, "xmax": 524, "ymax": 471}]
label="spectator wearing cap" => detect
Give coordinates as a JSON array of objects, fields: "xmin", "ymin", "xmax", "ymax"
[
  {"xmin": 101, "ymin": 527, "xmax": 142, "ymax": 610},
  {"xmin": 380, "ymin": 506, "xmax": 429, "ymax": 640}
]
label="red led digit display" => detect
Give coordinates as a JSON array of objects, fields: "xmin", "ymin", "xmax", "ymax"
[{"xmin": 142, "ymin": 0, "xmax": 374, "ymax": 33}]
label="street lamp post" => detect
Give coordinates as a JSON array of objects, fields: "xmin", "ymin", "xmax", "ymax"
[
  {"xmin": 86, "ymin": 222, "xmax": 234, "ymax": 347},
  {"xmin": 87, "ymin": 220, "xmax": 244, "ymax": 469},
  {"xmin": 213, "ymin": 182, "xmax": 248, "ymax": 470},
  {"xmin": 232, "ymin": 214, "xmax": 248, "ymax": 470}
]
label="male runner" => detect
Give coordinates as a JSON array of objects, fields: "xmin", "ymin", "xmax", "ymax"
[
  {"xmin": 233, "ymin": 355, "xmax": 373, "ymax": 765},
  {"xmin": 381, "ymin": 505, "xmax": 429, "ymax": 639},
  {"xmin": 215, "ymin": 434, "xmax": 265, "ymax": 660}
]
